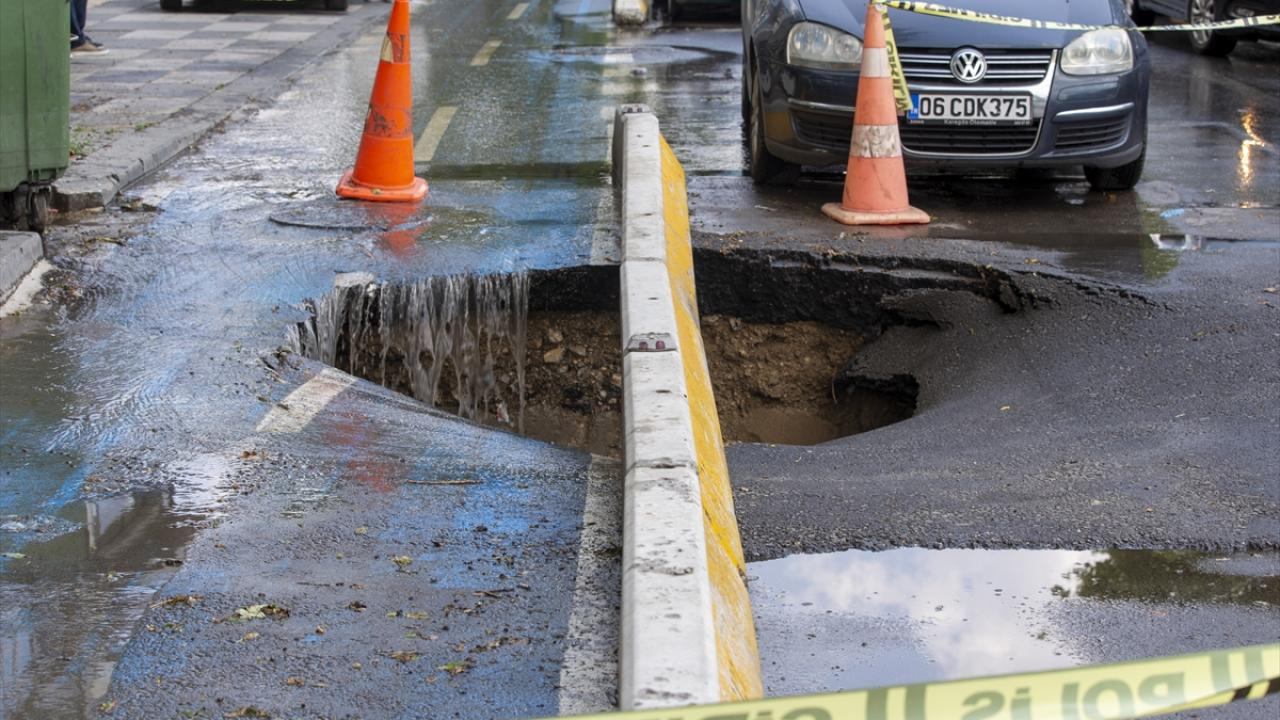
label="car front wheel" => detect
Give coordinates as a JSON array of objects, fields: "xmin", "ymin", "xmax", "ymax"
[
  {"xmin": 1125, "ymin": 0, "xmax": 1156, "ymax": 25},
  {"xmin": 745, "ymin": 68, "xmax": 798, "ymax": 184},
  {"xmin": 1188, "ymin": 0, "xmax": 1238, "ymax": 55},
  {"xmin": 1085, "ymin": 148, "xmax": 1146, "ymax": 192}
]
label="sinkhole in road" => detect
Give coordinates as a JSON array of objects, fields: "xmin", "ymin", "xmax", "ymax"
[{"xmin": 288, "ymin": 250, "xmax": 980, "ymax": 456}]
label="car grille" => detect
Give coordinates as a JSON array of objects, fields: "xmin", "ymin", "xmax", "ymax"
[
  {"xmin": 1053, "ymin": 118, "xmax": 1129, "ymax": 152},
  {"xmin": 899, "ymin": 122, "xmax": 1041, "ymax": 155},
  {"xmin": 792, "ymin": 110, "xmax": 1042, "ymax": 157},
  {"xmin": 898, "ymin": 48, "xmax": 1054, "ymax": 86}
]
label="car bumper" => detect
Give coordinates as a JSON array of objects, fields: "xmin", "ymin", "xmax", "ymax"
[{"xmin": 759, "ymin": 54, "xmax": 1149, "ymax": 170}]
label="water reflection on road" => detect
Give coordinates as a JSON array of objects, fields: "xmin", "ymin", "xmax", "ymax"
[
  {"xmin": 749, "ymin": 548, "xmax": 1280, "ymax": 696},
  {"xmin": 0, "ymin": 486, "xmax": 217, "ymax": 718}
]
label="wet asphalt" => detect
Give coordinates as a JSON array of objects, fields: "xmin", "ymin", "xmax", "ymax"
[{"xmin": 0, "ymin": 1, "xmax": 1277, "ymax": 718}]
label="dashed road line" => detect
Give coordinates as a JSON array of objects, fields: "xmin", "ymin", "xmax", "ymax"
[
  {"xmin": 414, "ymin": 105, "xmax": 459, "ymax": 162},
  {"xmin": 557, "ymin": 456, "xmax": 622, "ymax": 715},
  {"xmin": 470, "ymin": 38, "xmax": 503, "ymax": 66},
  {"xmin": 507, "ymin": 2, "xmax": 530, "ymax": 20},
  {"xmin": 255, "ymin": 368, "xmax": 356, "ymax": 434}
]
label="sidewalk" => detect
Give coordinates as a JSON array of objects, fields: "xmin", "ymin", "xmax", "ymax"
[{"xmin": 56, "ymin": 0, "xmax": 389, "ymax": 211}]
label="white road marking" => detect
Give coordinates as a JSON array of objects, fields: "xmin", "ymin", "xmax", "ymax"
[
  {"xmin": 470, "ymin": 38, "xmax": 503, "ymax": 66},
  {"xmin": 255, "ymin": 369, "xmax": 356, "ymax": 434},
  {"xmin": 506, "ymin": 2, "xmax": 530, "ymax": 20},
  {"xmin": 414, "ymin": 106, "xmax": 458, "ymax": 162},
  {"xmin": 557, "ymin": 456, "xmax": 622, "ymax": 715},
  {"xmin": 601, "ymin": 52, "xmax": 635, "ymax": 65}
]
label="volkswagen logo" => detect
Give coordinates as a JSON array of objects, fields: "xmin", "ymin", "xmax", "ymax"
[{"xmin": 950, "ymin": 48, "xmax": 988, "ymax": 84}]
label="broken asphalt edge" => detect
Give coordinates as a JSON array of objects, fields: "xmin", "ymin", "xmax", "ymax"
[
  {"xmin": 614, "ymin": 105, "xmax": 764, "ymax": 710},
  {"xmin": 53, "ymin": 6, "xmax": 392, "ymax": 213}
]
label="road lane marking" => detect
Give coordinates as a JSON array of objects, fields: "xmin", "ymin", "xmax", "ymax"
[
  {"xmin": 506, "ymin": 2, "xmax": 530, "ymax": 20},
  {"xmin": 558, "ymin": 456, "xmax": 621, "ymax": 715},
  {"xmin": 470, "ymin": 38, "xmax": 503, "ymax": 66},
  {"xmin": 414, "ymin": 106, "xmax": 458, "ymax": 162},
  {"xmin": 255, "ymin": 369, "xmax": 356, "ymax": 434}
]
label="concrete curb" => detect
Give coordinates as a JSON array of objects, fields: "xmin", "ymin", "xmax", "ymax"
[
  {"xmin": 0, "ymin": 231, "xmax": 44, "ymax": 306},
  {"xmin": 613, "ymin": 0, "xmax": 650, "ymax": 26},
  {"xmin": 54, "ymin": 7, "xmax": 391, "ymax": 212},
  {"xmin": 615, "ymin": 106, "xmax": 764, "ymax": 709}
]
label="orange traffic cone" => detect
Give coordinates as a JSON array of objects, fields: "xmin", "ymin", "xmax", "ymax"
[
  {"xmin": 336, "ymin": 0, "xmax": 428, "ymax": 203},
  {"xmin": 822, "ymin": 3, "xmax": 929, "ymax": 226}
]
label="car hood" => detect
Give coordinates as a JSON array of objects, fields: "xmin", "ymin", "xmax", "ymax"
[{"xmin": 796, "ymin": 0, "xmax": 1126, "ymax": 48}]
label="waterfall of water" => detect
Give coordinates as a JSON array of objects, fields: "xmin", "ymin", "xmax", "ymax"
[{"xmin": 298, "ymin": 273, "xmax": 530, "ymax": 431}]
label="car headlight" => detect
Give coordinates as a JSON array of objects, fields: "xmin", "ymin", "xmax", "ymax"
[
  {"xmin": 1060, "ymin": 28, "xmax": 1133, "ymax": 75},
  {"xmin": 787, "ymin": 22, "xmax": 863, "ymax": 71}
]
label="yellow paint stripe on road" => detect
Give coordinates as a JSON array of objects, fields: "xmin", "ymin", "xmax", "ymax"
[
  {"xmin": 255, "ymin": 368, "xmax": 355, "ymax": 434},
  {"xmin": 506, "ymin": 2, "xmax": 530, "ymax": 20},
  {"xmin": 414, "ymin": 105, "xmax": 458, "ymax": 162},
  {"xmin": 659, "ymin": 136, "xmax": 764, "ymax": 703},
  {"xmin": 470, "ymin": 38, "xmax": 503, "ymax": 66}
]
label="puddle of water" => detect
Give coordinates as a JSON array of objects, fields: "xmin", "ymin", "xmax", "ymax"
[
  {"xmin": 0, "ymin": 489, "xmax": 212, "ymax": 719},
  {"xmin": 749, "ymin": 548, "xmax": 1279, "ymax": 696}
]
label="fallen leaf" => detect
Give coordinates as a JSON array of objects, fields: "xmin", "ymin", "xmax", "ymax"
[
  {"xmin": 999, "ymin": 405, "xmax": 1012, "ymax": 412},
  {"xmin": 1, "ymin": 552, "xmax": 25, "ymax": 560},
  {"xmin": 389, "ymin": 650, "xmax": 421, "ymax": 663},
  {"xmin": 392, "ymin": 555, "xmax": 413, "ymax": 568},
  {"xmin": 351, "ymin": 661, "xmax": 363, "ymax": 669},
  {"xmin": 223, "ymin": 708, "xmax": 271, "ymax": 719},
  {"xmin": 354, "ymin": 526, "xmax": 368, "ymax": 535},
  {"xmin": 284, "ymin": 677, "xmax": 305, "ymax": 687},
  {"xmin": 150, "ymin": 594, "xmax": 202, "ymax": 609},
  {"xmin": 1024, "ymin": 258, "xmax": 1041, "ymax": 265},
  {"xmin": 404, "ymin": 611, "xmax": 429, "ymax": 620},
  {"xmin": 347, "ymin": 601, "xmax": 367, "ymax": 612},
  {"xmin": 438, "ymin": 660, "xmax": 472, "ymax": 676},
  {"xmin": 220, "ymin": 604, "xmax": 290, "ymax": 623},
  {"xmin": 238, "ymin": 632, "xmax": 260, "ymax": 643},
  {"xmin": 99, "ymin": 699, "xmax": 117, "ymax": 713},
  {"xmin": 1264, "ymin": 287, "xmax": 1277, "ymax": 294},
  {"xmin": 314, "ymin": 626, "xmax": 325, "ymax": 635}
]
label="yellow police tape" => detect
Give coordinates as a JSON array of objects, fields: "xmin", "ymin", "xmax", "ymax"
[
  {"xmin": 878, "ymin": 7, "xmax": 914, "ymax": 114},
  {"xmin": 880, "ymin": 0, "xmax": 1280, "ymax": 33},
  {"xmin": 543, "ymin": 644, "xmax": 1279, "ymax": 720}
]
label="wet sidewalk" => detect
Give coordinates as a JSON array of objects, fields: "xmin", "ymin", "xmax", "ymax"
[{"xmin": 56, "ymin": 0, "xmax": 388, "ymax": 211}]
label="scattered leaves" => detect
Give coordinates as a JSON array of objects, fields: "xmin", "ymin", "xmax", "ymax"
[
  {"xmin": 404, "ymin": 611, "xmax": 429, "ymax": 620},
  {"xmin": 388, "ymin": 650, "xmax": 421, "ymax": 663},
  {"xmin": 150, "ymin": 594, "xmax": 202, "ymax": 609},
  {"xmin": 241, "ymin": 450, "xmax": 263, "ymax": 460},
  {"xmin": 347, "ymin": 601, "xmax": 367, "ymax": 612}
]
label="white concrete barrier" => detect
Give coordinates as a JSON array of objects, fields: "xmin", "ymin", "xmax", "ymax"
[{"xmin": 615, "ymin": 105, "xmax": 764, "ymax": 709}]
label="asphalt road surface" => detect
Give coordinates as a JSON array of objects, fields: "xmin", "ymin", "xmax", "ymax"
[{"xmin": 1, "ymin": 1, "xmax": 1277, "ymax": 718}]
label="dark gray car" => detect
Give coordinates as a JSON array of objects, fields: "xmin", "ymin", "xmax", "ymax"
[{"xmin": 742, "ymin": 0, "xmax": 1151, "ymax": 190}]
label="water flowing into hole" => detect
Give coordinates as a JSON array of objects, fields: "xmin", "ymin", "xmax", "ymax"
[{"xmin": 293, "ymin": 272, "xmax": 530, "ymax": 431}]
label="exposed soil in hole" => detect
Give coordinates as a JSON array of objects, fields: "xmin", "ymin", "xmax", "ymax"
[
  {"xmin": 288, "ymin": 249, "xmax": 1022, "ymax": 455},
  {"xmin": 702, "ymin": 316, "xmax": 912, "ymax": 445}
]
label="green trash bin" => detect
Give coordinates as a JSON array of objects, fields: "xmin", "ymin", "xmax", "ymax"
[{"xmin": 0, "ymin": 0, "xmax": 71, "ymax": 232}]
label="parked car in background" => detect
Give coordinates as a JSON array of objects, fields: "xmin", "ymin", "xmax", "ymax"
[
  {"xmin": 741, "ymin": 0, "xmax": 1151, "ymax": 190},
  {"xmin": 1127, "ymin": 0, "xmax": 1280, "ymax": 55},
  {"xmin": 159, "ymin": 0, "xmax": 349, "ymax": 10}
]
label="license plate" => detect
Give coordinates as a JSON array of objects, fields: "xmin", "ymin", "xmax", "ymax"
[{"xmin": 907, "ymin": 93, "xmax": 1032, "ymax": 126}]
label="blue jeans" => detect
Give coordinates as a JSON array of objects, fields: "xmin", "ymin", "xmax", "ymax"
[{"xmin": 70, "ymin": 0, "xmax": 89, "ymax": 46}]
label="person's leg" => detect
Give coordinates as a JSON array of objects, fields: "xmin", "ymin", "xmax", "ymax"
[{"xmin": 70, "ymin": 0, "xmax": 87, "ymax": 46}]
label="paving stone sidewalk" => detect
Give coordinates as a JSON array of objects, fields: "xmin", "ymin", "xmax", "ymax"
[{"xmin": 57, "ymin": 0, "xmax": 389, "ymax": 211}]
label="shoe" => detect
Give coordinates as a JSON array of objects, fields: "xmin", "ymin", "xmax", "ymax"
[{"xmin": 70, "ymin": 40, "xmax": 108, "ymax": 55}]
